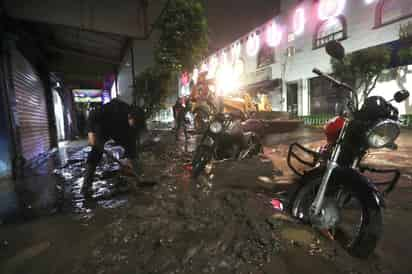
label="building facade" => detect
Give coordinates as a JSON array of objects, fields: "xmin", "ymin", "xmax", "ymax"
[{"xmin": 188, "ymin": 0, "xmax": 412, "ymax": 117}]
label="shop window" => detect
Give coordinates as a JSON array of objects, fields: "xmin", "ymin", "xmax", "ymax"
[
  {"xmin": 375, "ymin": 0, "xmax": 412, "ymax": 28},
  {"xmin": 310, "ymin": 76, "xmax": 345, "ymax": 114},
  {"xmin": 313, "ymin": 16, "xmax": 347, "ymax": 49},
  {"xmin": 257, "ymin": 43, "xmax": 275, "ymax": 68},
  {"xmin": 287, "ymin": 46, "xmax": 296, "ymax": 57}
]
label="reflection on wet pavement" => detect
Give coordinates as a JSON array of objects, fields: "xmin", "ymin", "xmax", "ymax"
[{"xmin": 54, "ymin": 144, "xmax": 134, "ymax": 213}]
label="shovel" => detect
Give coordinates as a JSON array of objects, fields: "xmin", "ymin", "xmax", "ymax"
[{"xmin": 103, "ymin": 149, "xmax": 157, "ymax": 188}]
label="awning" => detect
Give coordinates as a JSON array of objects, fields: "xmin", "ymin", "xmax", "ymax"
[{"xmin": 239, "ymin": 79, "xmax": 282, "ymax": 93}]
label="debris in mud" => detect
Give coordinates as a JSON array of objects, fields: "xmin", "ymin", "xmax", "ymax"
[{"xmin": 73, "ymin": 189, "xmax": 286, "ymax": 274}]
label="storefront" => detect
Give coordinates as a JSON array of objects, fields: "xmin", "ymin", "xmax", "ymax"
[
  {"xmin": 309, "ymin": 76, "xmax": 345, "ymax": 115},
  {"xmin": 10, "ymin": 47, "xmax": 52, "ymax": 162}
]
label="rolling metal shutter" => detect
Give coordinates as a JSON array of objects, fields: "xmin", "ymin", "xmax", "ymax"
[{"xmin": 11, "ymin": 49, "xmax": 51, "ymax": 161}]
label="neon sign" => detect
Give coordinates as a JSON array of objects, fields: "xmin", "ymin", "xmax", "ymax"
[
  {"xmin": 246, "ymin": 33, "xmax": 260, "ymax": 57},
  {"xmin": 180, "ymin": 71, "xmax": 190, "ymax": 86},
  {"xmin": 318, "ymin": 0, "xmax": 346, "ymax": 21},
  {"xmin": 266, "ymin": 21, "xmax": 282, "ymax": 48},
  {"xmin": 294, "ymin": 7, "xmax": 305, "ymax": 35}
]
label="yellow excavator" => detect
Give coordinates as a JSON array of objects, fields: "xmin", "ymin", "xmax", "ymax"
[{"xmin": 189, "ymin": 74, "xmax": 272, "ymax": 131}]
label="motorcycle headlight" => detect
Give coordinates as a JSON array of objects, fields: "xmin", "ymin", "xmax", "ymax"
[
  {"xmin": 367, "ymin": 120, "xmax": 400, "ymax": 148},
  {"xmin": 209, "ymin": 121, "xmax": 223, "ymax": 134}
]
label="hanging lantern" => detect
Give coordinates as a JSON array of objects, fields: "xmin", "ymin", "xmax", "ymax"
[
  {"xmin": 293, "ymin": 7, "xmax": 305, "ymax": 35},
  {"xmin": 266, "ymin": 21, "xmax": 282, "ymax": 48},
  {"xmin": 318, "ymin": 0, "xmax": 346, "ymax": 21},
  {"xmin": 246, "ymin": 33, "xmax": 260, "ymax": 57},
  {"xmin": 231, "ymin": 42, "xmax": 242, "ymax": 60}
]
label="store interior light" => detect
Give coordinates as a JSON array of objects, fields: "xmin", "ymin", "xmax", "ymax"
[
  {"xmin": 216, "ymin": 64, "xmax": 240, "ymax": 95},
  {"xmin": 318, "ymin": 0, "xmax": 346, "ymax": 21},
  {"xmin": 294, "ymin": 7, "xmax": 305, "ymax": 35},
  {"xmin": 266, "ymin": 21, "xmax": 282, "ymax": 48}
]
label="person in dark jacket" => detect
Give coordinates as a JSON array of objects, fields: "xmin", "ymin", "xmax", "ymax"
[
  {"xmin": 82, "ymin": 99, "xmax": 146, "ymax": 197},
  {"xmin": 173, "ymin": 97, "xmax": 189, "ymax": 141}
]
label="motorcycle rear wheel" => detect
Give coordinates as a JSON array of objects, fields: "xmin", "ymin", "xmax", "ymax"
[{"xmin": 291, "ymin": 177, "xmax": 382, "ymax": 258}]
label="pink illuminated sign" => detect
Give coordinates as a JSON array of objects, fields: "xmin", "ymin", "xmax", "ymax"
[
  {"xmin": 266, "ymin": 21, "xmax": 282, "ymax": 48},
  {"xmin": 293, "ymin": 7, "xmax": 305, "ymax": 35},
  {"xmin": 318, "ymin": 0, "xmax": 346, "ymax": 21}
]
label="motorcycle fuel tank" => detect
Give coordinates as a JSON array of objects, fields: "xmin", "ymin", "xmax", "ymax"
[{"xmin": 324, "ymin": 116, "xmax": 345, "ymax": 144}]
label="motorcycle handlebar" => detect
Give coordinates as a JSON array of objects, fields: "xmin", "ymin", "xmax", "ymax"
[
  {"xmin": 312, "ymin": 68, "xmax": 358, "ymax": 112},
  {"xmin": 312, "ymin": 68, "xmax": 353, "ymax": 92}
]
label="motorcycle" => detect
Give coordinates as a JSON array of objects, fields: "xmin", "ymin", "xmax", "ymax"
[
  {"xmin": 192, "ymin": 112, "xmax": 263, "ymax": 178},
  {"xmin": 287, "ymin": 41, "xmax": 409, "ymax": 258}
]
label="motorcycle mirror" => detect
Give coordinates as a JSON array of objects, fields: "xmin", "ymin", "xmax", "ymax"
[
  {"xmin": 325, "ymin": 41, "xmax": 345, "ymax": 61},
  {"xmin": 393, "ymin": 90, "xmax": 410, "ymax": 103}
]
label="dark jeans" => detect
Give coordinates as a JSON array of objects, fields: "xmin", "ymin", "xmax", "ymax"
[
  {"xmin": 175, "ymin": 115, "xmax": 188, "ymax": 140},
  {"xmin": 82, "ymin": 133, "xmax": 138, "ymax": 195}
]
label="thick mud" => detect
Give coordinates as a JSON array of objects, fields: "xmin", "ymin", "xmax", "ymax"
[{"xmin": 1, "ymin": 129, "xmax": 412, "ymax": 274}]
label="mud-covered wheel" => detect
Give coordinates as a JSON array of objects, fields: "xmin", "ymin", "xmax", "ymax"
[
  {"xmin": 192, "ymin": 145, "xmax": 213, "ymax": 178},
  {"xmin": 194, "ymin": 109, "xmax": 210, "ymax": 133},
  {"xmin": 291, "ymin": 176, "xmax": 382, "ymax": 258}
]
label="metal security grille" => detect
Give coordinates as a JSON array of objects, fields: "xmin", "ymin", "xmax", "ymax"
[{"xmin": 11, "ymin": 49, "xmax": 50, "ymax": 161}]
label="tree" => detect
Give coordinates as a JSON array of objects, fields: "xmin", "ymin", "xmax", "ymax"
[
  {"xmin": 154, "ymin": 0, "xmax": 208, "ymax": 72},
  {"xmin": 134, "ymin": 67, "xmax": 177, "ymax": 116},
  {"xmin": 331, "ymin": 46, "xmax": 391, "ymax": 102},
  {"xmin": 133, "ymin": 0, "xmax": 208, "ymax": 114}
]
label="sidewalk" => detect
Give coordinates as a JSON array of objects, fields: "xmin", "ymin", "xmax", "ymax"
[{"xmin": 0, "ymin": 141, "xmax": 87, "ymax": 222}]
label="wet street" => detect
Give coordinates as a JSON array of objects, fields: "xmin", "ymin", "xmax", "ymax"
[{"xmin": 1, "ymin": 128, "xmax": 412, "ymax": 274}]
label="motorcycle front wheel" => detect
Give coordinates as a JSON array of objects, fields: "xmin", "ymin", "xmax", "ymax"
[
  {"xmin": 192, "ymin": 145, "xmax": 213, "ymax": 178},
  {"xmin": 291, "ymin": 177, "xmax": 382, "ymax": 258}
]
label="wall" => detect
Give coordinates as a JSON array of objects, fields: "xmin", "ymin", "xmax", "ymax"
[
  {"xmin": 200, "ymin": 0, "xmax": 412, "ymax": 115},
  {"xmin": 117, "ymin": 37, "xmax": 156, "ymax": 105},
  {"xmin": 274, "ymin": 0, "xmax": 412, "ymax": 115}
]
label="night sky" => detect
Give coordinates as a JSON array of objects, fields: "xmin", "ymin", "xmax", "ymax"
[{"xmin": 205, "ymin": 0, "xmax": 280, "ymax": 52}]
